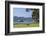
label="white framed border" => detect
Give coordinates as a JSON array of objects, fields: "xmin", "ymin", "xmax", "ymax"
[{"xmin": 10, "ymin": 4, "xmax": 43, "ymax": 32}]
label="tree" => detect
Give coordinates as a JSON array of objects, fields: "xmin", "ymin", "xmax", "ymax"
[
  {"xmin": 26, "ymin": 8, "xmax": 39, "ymax": 22},
  {"xmin": 32, "ymin": 9, "xmax": 39, "ymax": 22}
]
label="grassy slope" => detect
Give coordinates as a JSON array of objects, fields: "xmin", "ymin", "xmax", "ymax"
[{"xmin": 13, "ymin": 22, "xmax": 39, "ymax": 28}]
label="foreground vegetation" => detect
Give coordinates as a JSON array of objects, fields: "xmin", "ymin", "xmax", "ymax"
[{"xmin": 13, "ymin": 22, "xmax": 39, "ymax": 28}]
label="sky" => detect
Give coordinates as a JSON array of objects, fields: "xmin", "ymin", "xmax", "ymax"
[{"xmin": 13, "ymin": 8, "xmax": 32, "ymax": 18}]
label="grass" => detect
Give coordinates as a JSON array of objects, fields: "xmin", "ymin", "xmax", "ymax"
[{"xmin": 13, "ymin": 22, "xmax": 39, "ymax": 28}]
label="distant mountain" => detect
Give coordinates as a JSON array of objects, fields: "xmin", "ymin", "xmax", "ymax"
[{"xmin": 13, "ymin": 16, "xmax": 33, "ymax": 22}]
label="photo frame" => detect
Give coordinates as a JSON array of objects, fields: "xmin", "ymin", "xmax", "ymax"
[{"xmin": 5, "ymin": 1, "xmax": 45, "ymax": 35}]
